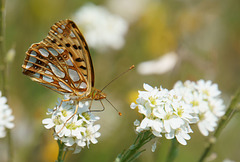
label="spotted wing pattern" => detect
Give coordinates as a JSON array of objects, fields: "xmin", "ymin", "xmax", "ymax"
[{"xmin": 22, "ymin": 20, "xmax": 94, "ymax": 96}]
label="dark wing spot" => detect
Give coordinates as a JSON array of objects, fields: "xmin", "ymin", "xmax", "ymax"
[
  {"xmin": 73, "ymin": 45, "xmax": 78, "ymax": 49},
  {"xmin": 75, "ymin": 58, "xmax": 84, "ymax": 62},
  {"xmin": 51, "ymin": 39, "xmax": 56, "ymax": 43},
  {"xmin": 79, "ymin": 65, "xmax": 87, "ymax": 70},
  {"xmin": 79, "ymin": 35, "xmax": 85, "ymax": 42},
  {"xmin": 65, "ymin": 43, "xmax": 70, "ymax": 47},
  {"xmin": 78, "ymin": 46, "xmax": 82, "ymax": 50},
  {"xmin": 84, "ymin": 45, "xmax": 89, "ymax": 51},
  {"xmin": 69, "ymin": 52, "xmax": 73, "ymax": 57},
  {"xmin": 58, "ymin": 44, "xmax": 62, "ymax": 47},
  {"xmin": 71, "ymin": 22, "xmax": 77, "ymax": 28}
]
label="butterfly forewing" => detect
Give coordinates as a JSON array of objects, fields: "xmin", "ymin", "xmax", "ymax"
[{"xmin": 22, "ymin": 20, "xmax": 94, "ymax": 97}]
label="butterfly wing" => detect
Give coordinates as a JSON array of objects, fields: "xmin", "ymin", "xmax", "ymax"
[{"xmin": 22, "ymin": 20, "xmax": 94, "ymax": 96}]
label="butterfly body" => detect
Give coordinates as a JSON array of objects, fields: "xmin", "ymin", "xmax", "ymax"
[
  {"xmin": 22, "ymin": 19, "xmax": 104, "ymax": 103},
  {"xmin": 65, "ymin": 88, "xmax": 106, "ymax": 101}
]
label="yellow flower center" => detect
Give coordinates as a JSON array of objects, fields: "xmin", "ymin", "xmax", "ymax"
[
  {"xmin": 149, "ymin": 96, "xmax": 157, "ymax": 105},
  {"xmin": 191, "ymin": 100, "xmax": 199, "ymax": 107},
  {"xmin": 177, "ymin": 107, "xmax": 184, "ymax": 117},
  {"xmin": 53, "ymin": 115, "xmax": 63, "ymax": 125},
  {"xmin": 82, "ymin": 112, "xmax": 90, "ymax": 120},
  {"xmin": 66, "ymin": 122, "xmax": 78, "ymax": 130},
  {"xmin": 203, "ymin": 89, "xmax": 210, "ymax": 96},
  {"xmin": 61, "ymin": 110, "xmax": 68, "ymax": 117}
]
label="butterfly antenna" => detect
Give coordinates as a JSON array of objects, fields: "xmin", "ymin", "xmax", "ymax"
[
  {"xmin": 101, "ymin": 65, "xmax": 135, "ymax": 92},
  {"xmin": 105, "ymin": 98, "xmax": 122, "ymax": 116}
]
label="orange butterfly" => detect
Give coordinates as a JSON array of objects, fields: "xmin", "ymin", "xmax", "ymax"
[{"xmin": 22, "ymin": 20, "xmax": 134, "ymax": 123}]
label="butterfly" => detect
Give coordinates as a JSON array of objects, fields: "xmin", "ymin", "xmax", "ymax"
[
  {"xmin": 22, "ymin": 20, "xmax": 134, "ymax": 131},
  {"xmin": 22, "ymin": 20, "xmax": 107, "ymax": 105}
]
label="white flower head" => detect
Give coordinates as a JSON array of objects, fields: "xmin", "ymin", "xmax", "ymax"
[
  {"xmin": 173, "ymin": 80, "xmax": 226, "ymax": 136},
  {"xmin": 42, "ymin": 97, "xmax": 101, "ymax": 153},
  {"xmin": 73, "ymin": 3, "xmax": 128, "ymax": 52},
  {"xmin": 131, "ymin": 84, "xmax": 197, "ymax": 145},
  {"xmin": 0, "ymin": 91, "xmax": 14, "ymax": 138},
  {"xmin": 137, "ymin": 52, "xmax": 178, "ymax": 75}
]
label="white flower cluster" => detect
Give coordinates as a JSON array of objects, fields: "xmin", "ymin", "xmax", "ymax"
[
  {"xmin": 173, "ymin": 80, "xmax": 225, "ymax": 136},
  {"xmin": 73, "ymin": 3, "xmax": 128, "ymax": 52},
  {"xmin": 0, "ymin": 91, "xmax": 14, "ymax": 138},
  {"xmin": 131, "ymin": 84, "xmax": 198, "ymax": 145},
  {"xmin": 42, "ymin": 98, "xmax": 101, "ymax": 154},
  {"xmin": 131, "ymin": 80, "xmax": 226, "ymax": 145}
]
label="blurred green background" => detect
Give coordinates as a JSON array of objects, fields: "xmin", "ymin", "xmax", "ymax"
[{"xmin": 1, "ymin": 0, "xmax": 240, "ymax": 161}]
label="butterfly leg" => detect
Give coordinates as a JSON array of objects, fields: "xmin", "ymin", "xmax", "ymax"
[
  {"xmin": 88, "ymin": 99, "xmax": 93, "ymax": 110},
  {"xmin": 56, "ymin": 103, "xmax": 79, "ymax": 134},
  {"xmin": 88, "ymin": 100, "xmax": 105, "ymax": 113},
  {"xmin": 99, "ymin": 100, "xmax": 105, "ymax": 112},
  {"xmin": 54, "ymin": 98, "xmax": 71, "ymax": 111}
]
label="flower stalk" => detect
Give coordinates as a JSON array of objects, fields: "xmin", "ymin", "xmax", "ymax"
[
  {"xmin": 166, "ymin": 138, "xmax": 179, "ymax": 162},
  {"xmin": 198, "ymin": 88, "xmax": 240, "ymax": 162},
  {"xmin": 115, "ymin": 130, "xmax": 155, "ymax": 162},
  {"xmin": 57, "ymin": 140, "xmax": 67, "ymax": 162},
  {"xmin": 0, "ymin": 1, "xmax": 14, "ymax": 162},
  {"xmin": 0, "ymin": 0, "xmax": 6, "ymax": 93}
]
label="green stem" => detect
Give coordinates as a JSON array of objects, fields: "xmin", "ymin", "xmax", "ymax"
[
  {"xmin": 166, "ymin": 138, "xmax": 179, "ymax": 162},
  {"xmin": 0, "ymin": 0, "xmax": 6, "ymax": 93},
  {"xmin": 57, "ymin": 140, "xmax": 67, "ymax": 162},
  {"xmin": 0, "ymin": 1, "xmax": 13, "ymax": 162},
  {"xmin": 115, "ymin": 131, "xmax": 155, "ymax": 162},
  {"xmin": 6, "ymin": 129, "xmax": 13, "ymax": 162},
  {"xmin": 198, "ymin": 88, "xmax": 240, "ymax": 162}
]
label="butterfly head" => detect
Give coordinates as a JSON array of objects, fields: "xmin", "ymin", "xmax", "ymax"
[{"xmin": 91, "ymin": 88, "xmax": 106, "ymax": 100}]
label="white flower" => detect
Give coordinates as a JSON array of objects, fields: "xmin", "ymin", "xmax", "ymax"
[
  {"xmin": 131, "ymin": 84, "xmax": 197, "ymax": 145},
  {"xmin": 223, "ymin": 159, "xmax": 235, "ymax": 162},
  {"xmin": 42, "ymin": 97, "xmax": 101, "ymax": 153},
  {"xmin": 196, "ymin": 80, "xmax": 221, "ymax": 98},
  {"xmin": 107, "ymin": 0, "xmax": 148, "ymax": 23},
  {"xmin": 82, "ymin": 124, "xmax": 101, "ymax": 148},
  {"xmin": 165, "ymin": 124, "xmax": 192, "ymax": 145},
  {"xmin": 137, "ymin": 52, "xmax": 178, "ymax": 75},
  {"xmin": 151, "ymin": 141, "xmax": 157, "ymax": 152},
  {"xmin": 133, "ymin": 119, "xmax": 140, "ymax": 126},
  {"xmin": 0, "ymin": 91, "xmax": 14, "ymax": 138},
  {"xmin": 173, "ymin": 80, "xmax": 226, "ymax": 136},
  {"xmin": 73, "ymin": 3, "xmax": 128, "ymax": 52}
]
